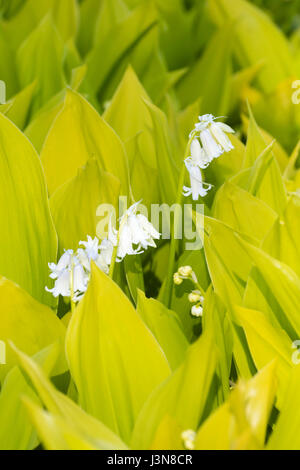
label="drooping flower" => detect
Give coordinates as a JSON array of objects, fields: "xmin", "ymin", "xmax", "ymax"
[
  {"xmin": 46, "ymin": 236, "xmax": 110, "ymax": 302},
  {"xmin": 46, "ymin": 249, "xmax": 89, "ymax": 302},
  {"xmin": 183, "ymin": 114, "xmax": 234, "ymax": 201},
  {"xmin": 183, "ymin": 160, "xmax": 212, "ymax": 201},
  {"xmin": 192, "ymin": 114, "xmax": 235, "ymax": 162},
  {"xmin": 189, "ymin": 138, "xmax": 210, "ymax": 169},
  {"xmin": 210, "ymin": 121, "xmax": 235, "ymax": 153},
  {"xmin": 115, "ymin": 201, "xmax": 160, "ymax": 262}
]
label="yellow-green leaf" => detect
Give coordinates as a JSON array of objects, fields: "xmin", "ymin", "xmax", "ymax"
[{"xmin": 66, "ymin": 265, "xmax": 170, "ymax": 443}]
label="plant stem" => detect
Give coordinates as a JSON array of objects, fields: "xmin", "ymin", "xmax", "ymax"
[
  {"xmin": 70, "ymin": 256, "xmax": 76, "ymax": 313},
  {"xmin": 109, "ymin": 244, "xmax": 118, "ymax": 279},
  {"xmin": 164, "ymin": 133, "xmax": 196, "ymax": 308}
]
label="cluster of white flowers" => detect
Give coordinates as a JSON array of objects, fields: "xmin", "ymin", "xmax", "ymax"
[
  {"xmin": 46, "ymin": 237, "xmax": 109, "ymax": 303},
  {"xmin": 46, "ymin": 202, "xmax": 160, "ymax": 302},
  {"xmin": 173, "ymin": 266, "xmax": 204, "ymax": 318},
  {"xmin": 183, "ymin": 114, "xmax": 235, "ymax": 200}
]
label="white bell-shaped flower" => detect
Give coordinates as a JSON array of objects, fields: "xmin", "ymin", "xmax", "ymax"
[
  {"xmin": 188, "ymin": 138, "xmax": 210, "ymax": 169},
  {"xmin": 48, "ymin": 249, "xmax": 73, "ymax": 280},
  {"xmin": 191, "ymin": 114, "xmax": 235, "ymax": 163},
  {"xmin": 209, "ymin": 121, "xmax": 235, "ymax": 153},
  {"xmin": 183, "ymin": 160, "xmax": 212, "ymax": 200},
  {"xmin": 199, "ymin": 129, "xmax": 224, "ymax": 161},
  {"xmin": 79, "ymin": 236, "xmax": 100, "ymax": 262},
  {"xmin": 116, "ymin": 202, "xmax": 160, "ymax": 261},
  {"xmin": 46, "ymin": 268, "xmax": 71, "ymax": 298}
]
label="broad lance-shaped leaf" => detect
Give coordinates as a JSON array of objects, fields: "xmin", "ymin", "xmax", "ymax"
[
  {"xmin": 50, "ymin": 158, "xmax": 120, "ymax": 255},
  {"xmin": 212, "ymin": 182, "xmax": 277, "ymax": 244},
  {"xmin": 232, "ymin": 142, "xmax": 287, "ymax": 217},
  {"xmin": 267, "ymin": 366, "xmax": 300, "ymax": 450},
  {"xmin": 11, "ymin": 344, "xmax": 128, "ymax": 450},
  {"xmin": 195, "ymin": 362, "xmax": 277, "ymax": 449},
  {"xmin": 124, "ymin": 256, "xmax": 145, "ymax": 305},
  {"xmin": 41, "ymin": 89, "xmax": 130, "ymax": 196},
  {"xmin": 234, "ymin": 306, "xmax": 293, "ymax": 409},
  {"xmin": 145, "ymin": 100, "xmax": 178, "ymax": 205},
  {"xmin": 203, "ymin": 288, "xmax": 233, "ymax": 401},
  {"xmin": 131, "ymin": 331, "xmax": 218, "ymax": 450},
  {"xmin": 104, "ymin": 66, "xmax": 156, "ymax": 170},
  {"xmin": 203, "ymin": 217, "xmax": 256, "ymax": 378},
  {"xmin": 0, "ymin": 81, "xmax": 36, "ymax": 130},
  {"xmin": 263, "ymin": 195, "xmax": 300, "ymax": 279},
  {"xmin": 243, "ymin": 105, "xmax": 271, "ymax": 169},
  {"xmin": 50, "ymin": 0, "xmax": 79, "ymax": 41},
  {"xmin": 0, "ymin": 27, "xmax": 18, "ymax": 98},
  {"xmin": 0, "ymin": 277, "xmax": 67, "ymax": 383},
  {"xmin": 149, "ymin": 415, "xmax": 184, "ymax": 451},
  {"xmin": 103, "ymin": 67, "xmax": 160, "ymax": 208},
  {"xmin": 82, "ymin": 1, "xmax": 157, "ymax": 99},
  {"xmin": 0, "ymin": 343, "xmax": 61, "ymax": 450},
  {"xmin": 194, "ymin": 403, "xmax": 232, "ymax": 450},
  {"xmin": 176, "ymin": 24, "xmax": 232, "ymax": 115},
  {"xmin": 16, "ymin": 15, "xmax": 66, "ymax": 113},
  {"xmin": 208, "ymin": 0, "xmax": 295, "ymax": 93},
  {"xmin": 137, "ymin": 290, "xmax": 188, "ymax": 371},
  {"xmin": 0, "ymin": 112, "xmax": 57, "ymax": 307},
  {"xmin": 24, "ymin": 69, "xmax": 86, "ymax": 154},
  {"xmin": 66, "ymin": 264, "xmax": 170, "ymax": 444},
  {"xmin": 94, "ymin": 0, "xmax": 129, "ymax": 46},
  {"xmin": 238, "ymin": 237, "xmax": 300, "ymax": 340},
  {"xmin": 77, "ymin": 0, "xmax": 102, "ymax": 57}
]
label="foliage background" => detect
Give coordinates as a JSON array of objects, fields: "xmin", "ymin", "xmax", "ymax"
[{"xmin": 0, "ymin": 0, "xmax": 300, "ymax": 451}]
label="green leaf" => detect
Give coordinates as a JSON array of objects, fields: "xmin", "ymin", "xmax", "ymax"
[
  {"xmin": 0, "ymin": 82, "xmax": 36, "ymax": 130},
  {"xmin": 12, "ymin": 344, "xmax": 128, "ymax": 450},
  {"xmin": 50, "ymin": 0, "xmax": 79, "ymax": 41},
  {"xmin": 234, "ymin": 306, "xmax": 293, "ymax": 408},
  {"xmin": 195, "ymin": 404, "xmax": 232, "ymax": 450},
  {"xmin": 66, "ymin": 264, "xmax": 170, "ymax": 443},
  {"xmin": 124, "ymin": 257, "xmax": 145, "ymax": 304},
  {"xmin": 176, "ymin": 24, "xmax": 232, "ymax": 114},
  {"xmin": 131, "ymin": 331, "xmax": 218, "ymax": 449},
  {"xmin": 263, "ymin": 195, "xmax": 300, "ymax": 278},
  {"xmin": 267, "ymin": 365, "xmax": 300, "ymax": 450},
  {"xmin": 137, "ymin": 290, "xmax": 188, "ymax": 370},
  {"xmin": 145, "ymin": 100, "xmax": 178, "ymax": 205},
  {"xmin": 0, "ymin": 343, "xmax": 61, "ymax": 450},
  {"xmin": 0, "ymin": 112, "xmax": 57, "ymax": 306},
  {"xmin": 50, "ymin": 158, "xmax": 120, "ymax": 255},
  {"xmin": 103, "ymin": 67, "xmax": 160, "ymax": 207},
  {"xmin": 82, "ymin": 1, "xmax": 157, "ymax": 100},
  {"xmin": 238, "ymin": 239, "xmax": 300, "ymax": 340},
  {"xmin": 16, "ymin": 15, "xmax": 66, "ymax": 113},
  {"xmin": 0, "ymin": 278, "xmax": 66, "ymax": 382},
  {"xmin": 213, "ymin": 182, "xmax": 277, "ymax": 243},
  {"xmin": 94, "ymin": 0, "xmax": 129, "ymax": 46},
  {"xmin": 208, "ymin": 0, "xmax": 295, "ymax": 93},
  {"xmin": 41, "ymin": 89, "xmax": 130, "ymax": 195},
  {"xmin": 203, "ymin": 288, "xmax": 233, "ymax": 401}
]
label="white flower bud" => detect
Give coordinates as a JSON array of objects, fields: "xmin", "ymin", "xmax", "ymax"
[
  {"xmin": 188, "ymin": 292, "xmax": 202, "ymax": 303},
  {"xmin": 181, "ymin": 430, "xmax": 196, "ymax": 450},
  {"xmin": 173, "ymin": 273, "xmax": 183, "ymax": 286},
  {"xmin": 178, "ymin": 266, "xmax": 193, "ymax": 278},
  {"xmin": 191, "ymin": 305, "xmax": 203, "ymax": 318}
]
